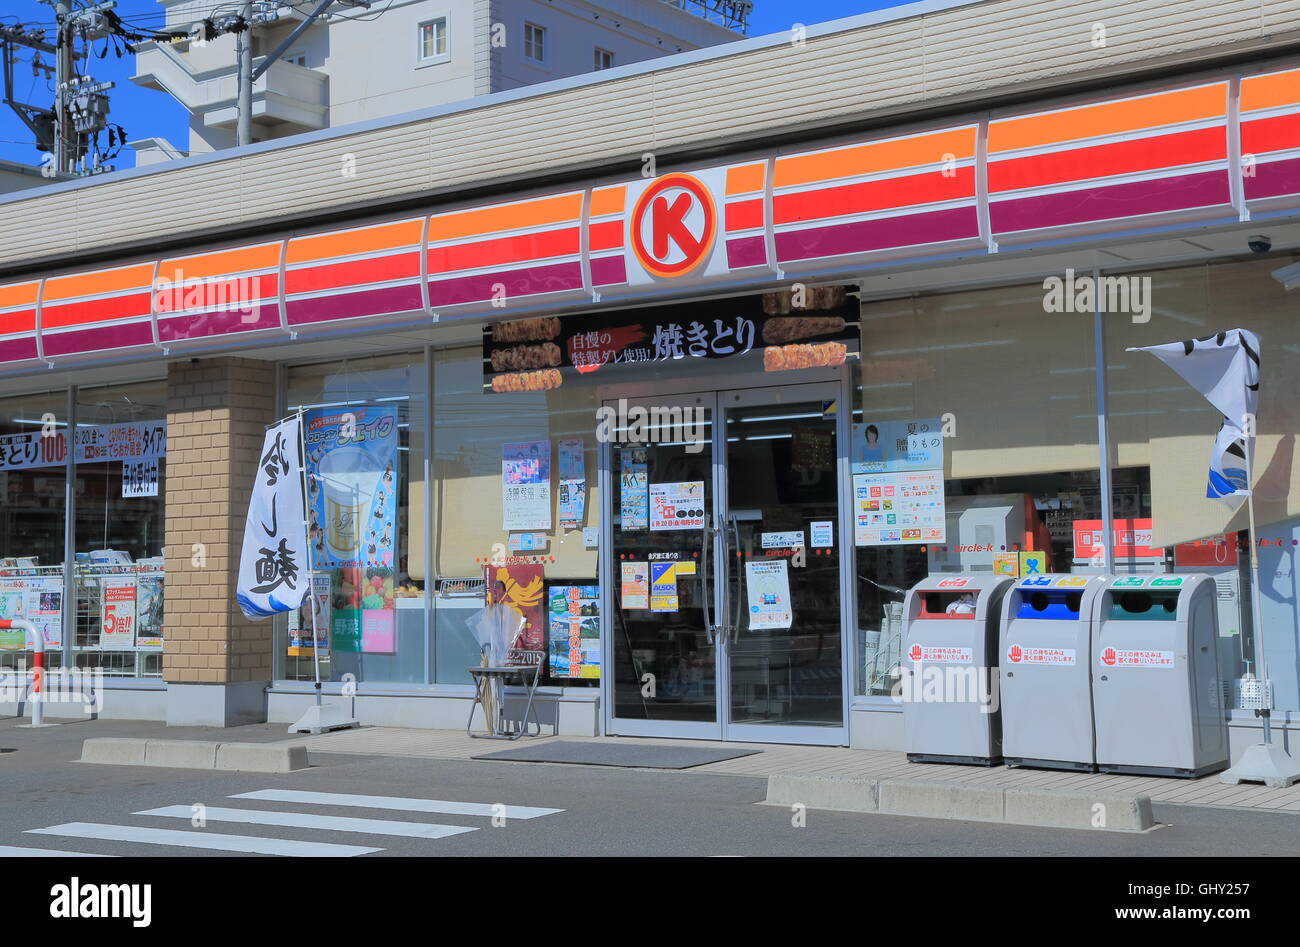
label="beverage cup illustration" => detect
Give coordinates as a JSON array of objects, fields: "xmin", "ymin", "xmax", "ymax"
[{"xmin": 319, "ymin": 446, "xmax": 375, "ymax": 554}]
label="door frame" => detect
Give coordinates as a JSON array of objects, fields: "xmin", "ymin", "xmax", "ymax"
[{"xmin": 598, "ymin": 366, "xmax": 854, "ymax": 745}]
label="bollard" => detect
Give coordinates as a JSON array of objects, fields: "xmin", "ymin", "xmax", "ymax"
[{"xmin": 0, "ymin": 619, "xmax": 43, "ymax": 727}]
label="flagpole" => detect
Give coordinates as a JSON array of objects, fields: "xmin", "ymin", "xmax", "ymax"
[
  {"xmin": 297, "ymin": 405, "xmax": 323, "ymax": 713},
  {"xmin": 1243, "ymin": 442, "xmax": 1270, "ymax": 744}
]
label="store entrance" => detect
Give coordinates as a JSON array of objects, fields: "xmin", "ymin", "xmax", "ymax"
[{"xmin": 600, "ymin": 381, "xmax": 848, "ymax": 745}]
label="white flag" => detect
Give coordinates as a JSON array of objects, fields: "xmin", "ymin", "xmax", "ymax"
[
  {"xmin": 238, "ymin": 416, "xmax": 309, "ymax": 619},
  {"xmin": 1127, "ymin": 329, "xmax": 1261, "ymax": 508}
]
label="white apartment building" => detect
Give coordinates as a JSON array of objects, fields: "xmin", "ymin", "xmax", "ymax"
[{"xmin": 130, "ymin": 0, "xmax": 745, "ymax": 161}]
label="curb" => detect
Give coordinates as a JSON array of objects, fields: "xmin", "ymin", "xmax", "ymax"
[
  {"xmin": 81, "ymin": 738, "xmax": 308, "ymax": 773},
  {"xmin": 763, "ymin": 773, "xmax": 1155, "ymax": 833}
]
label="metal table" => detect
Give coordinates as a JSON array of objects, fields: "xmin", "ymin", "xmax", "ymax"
[{"xmin": 466, "ymin": 664, "xmax": 543, "ymax": 740}]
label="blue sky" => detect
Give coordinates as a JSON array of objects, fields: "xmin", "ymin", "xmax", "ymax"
[{"xmin": 0, "ymin": 0, "xmax": 903, "ymax": 169}]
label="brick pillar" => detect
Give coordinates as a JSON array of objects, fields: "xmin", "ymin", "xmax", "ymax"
[{"xmin": 163, "ymin": 357, "xmax": 276, "ymax": 726}]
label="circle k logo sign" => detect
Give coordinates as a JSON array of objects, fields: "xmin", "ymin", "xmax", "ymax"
[{"xmin": 630, "ymin": 173, "xmax": 717, "ymax": 278}]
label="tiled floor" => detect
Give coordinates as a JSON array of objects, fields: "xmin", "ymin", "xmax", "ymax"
[{"xmin": 295, "ymin": 727, "xmax": 1300, "ymax": 813}]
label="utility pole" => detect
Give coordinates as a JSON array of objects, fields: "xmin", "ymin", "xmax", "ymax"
[
  {"xmin": 235, "ymin": 0, "xmax": 252, "ymax": 147},
  {"xmin": 53, "ymin": 0, "xmax": 73, "ymax": 175}
]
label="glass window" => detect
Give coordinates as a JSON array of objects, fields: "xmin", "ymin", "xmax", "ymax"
[
  {"xmin": 73, "ymin": 380, "xmax": 167, "ymax": 679},
  {"xmin": 282, "ymin": 352, "xmax": 428, "ymax": 684},
  {"xmin": 854, "ymin": 282, "xmax": 1099, "ymax": 696},
  {"xmin": 0, "ymin": 389, "xmax": 68, "ymax": 672},
  {"xmin": 523, "ymin": 22, "xmax": 546, "ymax": 63},
  {"xmin": 594, "ymin": 47, "xmax": 614, "ymax": 71},
  {"xmin": 418, "ymin": 18, "xmax": 448, "ymax": 62}
]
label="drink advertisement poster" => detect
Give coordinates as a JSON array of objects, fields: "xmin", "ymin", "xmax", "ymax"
[
  {"xmin": 547, "ymin": 584, "xmax": 600, "ymax": 679},
  {"xmin": 854, "ymin": 470, "xmax": 946, "ymax": 546},
  {"xmin": 100, "ymin": 577, "xmax": 138, "ymax": 649},
  {"xmin": 484, "ymin": 563, "xmax": 546, "ymax": 666},
  {"xmin": 619, "ymin": 448, "xmax": 648, "ymax": 531},
  {"xmin": 649, "ymin": 481, "xmax": 706, "ymax": 531},
  {"xmin": 135, "ymin": 573, "xmax": 165, "ymax": 649},
  {"xmin": 288, "ymin": 574, "xmax": 331, "ymax": 657},
  {"xmin": 305, "ymin": 407, "xmax": 399, "ymax": 571},
  {"xmin": 502, "ymin": 441, "xmax": 552, "ymax": 531},
  {"xmin": 851, "ymin": 419, "xmax": 943, "ymax": 473}
]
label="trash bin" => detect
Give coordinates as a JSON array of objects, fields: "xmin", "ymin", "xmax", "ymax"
[
  {"xmin": 901, "ymin": 574, "xmax": 1014, "ymax": 766},
  {"xmin": 999, "ymin": 574, "xmax": 1108, "ymax": 771},
  {"xmin": 1092, "ymin": 574, "xmax": 1229, "ymax": 777}
]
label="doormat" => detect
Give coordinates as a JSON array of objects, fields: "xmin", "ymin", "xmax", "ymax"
[{"xmin": 472, "ymin": 741, "xmax": 761, "ymax": 769}]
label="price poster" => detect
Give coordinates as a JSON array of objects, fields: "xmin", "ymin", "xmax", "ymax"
[
  {"xmin": 547, "ymin": 585, "xmax": 600, "ymax": 679},
  {"xmin": 100, "ymin": 577, "xmax": 138, "ymax": 649},
  {"xmin": 745, "ymin": 560, "xmax": 792, "ymax": 630},
  {"xmin": 501, "ymin": 440, "xmax": 552, "ymax": 531},
  {"xmin": 854, "ymin": 470, "xmax": 946, "ymax": 546},
  {"xmin": 649, "ymin": 481, "xmax": 705, "ymax": 531}
]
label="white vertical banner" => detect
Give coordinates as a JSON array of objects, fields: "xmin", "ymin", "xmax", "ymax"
[{"xmin": 238, "ymin": 416, "xmax": 309, "ymax": 619}]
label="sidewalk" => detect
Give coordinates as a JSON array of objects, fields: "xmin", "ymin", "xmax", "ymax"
[{"xmin": 295, "ymin": 726, "xmax": 1300, "ymax": 814}]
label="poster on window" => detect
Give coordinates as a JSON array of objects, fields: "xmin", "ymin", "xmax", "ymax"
[
  {"xmin": 0, "ymin": 420, "xmax": 168, "ymax": 474},
  {"xmin": 328, "ymin": 565, "xmax": 394, "ymax": 653},
  {"xmin": 745, "ymin": 560, "xmax": 792, "ymax": 630},
  {"xmin": 134, "ymin": 573, "xmax": 164, "ymax": 649},
  {"xmin": 121, "ymin": 458, "xmax": 159, "ymax": 498},
  {"xmin": 501, "ymin": 441, "xmax": 552, "ymax": 531},
  {"xmin": 484, "ymin": 562, "xmax": 546, "ymax": 666},
  {"xmin": 619, "ymin": 448, "xmax": 648, "ymax": 531},
  {"xmin": 288, "ymin": 574, "xmax": 331, "ymax": 657},
  {"xmin": 304, "ymin": 407, "xmax": 399, "ymax": 570},
  {"xmin": 649, "ymin": 481, "xmax": 705, "ymax": 531},
  {"xmin": 853, "ymin": 470, "xmax": 946, "ymax": 546},
  {"xmin": 851, "ymin": 419, "xmax": 944, "ymax": 473},
  {"xmin": 0, "ymin": 576, "xmax": 63, "ymax": 648},
  {"xmin": 557, "ymin": 438, "xmax": 586, "ymax": 530},
  {"xmin": 547, "ymin": 584, "xmax": 600, "ymax": 679},
  {"xmin": 100, "ymin": 577, "xmax": 138, "ymax": 649}
]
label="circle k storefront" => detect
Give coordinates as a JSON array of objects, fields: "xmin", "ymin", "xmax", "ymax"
[{"xmin": 0, "ymin": 13, "xmax": 1298, "ymax": 756}]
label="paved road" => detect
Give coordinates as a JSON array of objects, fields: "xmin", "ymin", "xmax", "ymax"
[{"xmin": 0, "ymin": 718, "xmax": 1295, "ymax": 857}]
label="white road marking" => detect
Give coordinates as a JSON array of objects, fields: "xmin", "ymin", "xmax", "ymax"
[
  {"xmin": 26, "ymin": 823, "xmax": 381, "ymax": 857},
  {"xmin": 230, "ymin": 789, "xmax": 564, "ymax": 819},
  {"xmin": 0, "ymin": 845, "xmax": 115, "ymax": 857},
  {"xmin": 136, "ymin": 806, "xmax": 478, "ymax": 840}
]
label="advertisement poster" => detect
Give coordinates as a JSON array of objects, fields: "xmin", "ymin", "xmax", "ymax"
[
  {"xmin": 745, "ymin": 560, "xmax": 792, "ymax": 630},
  {"xmin": 810, "ymin": 521, "xmax": 834, "ymax": 548},
  {"xmin": 620, "ymin": 561, "xmax": 649, "ymax": 609},
  {"xmin": 557, "ymin": 438, "xmax": 586, "ymax": 530},
  {"xmin": 0, "ymin": 420, "xmax": 168, "ymax": 475},
  {"xmin": 619, "ymin": 448, "xmax": 648, "ymax": 531},
  {"xmin": 327, "ymin": 565, "xmax": 396, "ymax": 654},
  {"xmin": 288, "ymin": 574, "xmax": 331, "ymax": 657},
  {"xmin": 547, "ymin": 585, "xmax": 600, "ymax": 679},
  {"xmin": 854, "ymin": 470, "xmax": 946, "ymax": 546},
  {"xmin": 501, "ymin": 440, "xmax": 552, "ymax": 531},
  {"xmin": 134, "ymin": 573, "xmax": 164, "ymax": 649},
  {"xmin": 1073, "ymin": 519, "xmax": 1162, "ymax": 560},
  {"xmin": 100, "ymin": 577, "xmax": 138, "ymax": 649},
  {"xmin": 122, "ymin": 458, "xmax": 160, "ymax": 498},
  {"xmin": 650, "ymin": 561, "xmax": 680, "ymax": 612},
  {"xmin": 484, "ymin": 562, "xmax": 546, "ymax": 666},
  {"xmin": 0, "ymin": 576, "xmax": 63, "ymax": 648},
  {"xmin": 649, "ymin": 481, "xmax": 705, "ymax": 531},
  {"xmin": 851, "ymin": 419, "xmax": 943, "ymax": 473},
  {"xmin": 305, "ymin": 407, "xmax": 399, "ymax": 570}
]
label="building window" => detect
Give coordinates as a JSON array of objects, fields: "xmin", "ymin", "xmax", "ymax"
[
  {"xmin": 523, "ymin": 22, "xmax": 546, "ymax": 63},
  {"xmin": 284, "ymin": 51, "xmax": 306, "ymax": 67},
  {"xmin": 418, "ymin": 17, "xmax": 449, "ymax": 64},
  {"xmin": 594, "ymin": 47, "xmax": 614, "ymax": 71}
]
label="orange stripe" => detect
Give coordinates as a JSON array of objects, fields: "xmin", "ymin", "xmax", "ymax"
[
  {"xmin": 1241, "ymin": 69, "xmax": 1300, "ymax": 113},
  {"xmin": 773, "ymin": 127, "xmax": 976, "ymax": 189},
  {"xmin": 989, "ymin": 84, "xmax": 1227, "ymax": 153},
  {"xmin": 43, "ymin": 263, "xmax": 154, "ymax": 302},
  {"xmin": 161, "ymin": 243, "xmax": 280, "ymax": 281},
  {"xmin": 0, "ymin": 281, "xmax": 39, "ymax": 310},
  {"xmin": 589, "ymin": 186, "xmax": 626, "ymax": 217},
  {"xmin": 430, "ymin": 193, "xmax": 582, "ymax": 242},
  {"xmin": 286, "ymin": 219, "xmax": 423, "ymax": 265},
  {"xmin": 725, "ymin": 163, "xmax": 765, "ymax": 195}
]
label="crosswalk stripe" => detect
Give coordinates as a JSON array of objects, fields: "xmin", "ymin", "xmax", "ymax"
[
  {"xmin": 136, "ymin": 806, "xmax": 479, "ymax": 840},
  {"xmin": 0, "ymin": 845, "xmax": 115, "ymax": 857},
  {"xmin": 230, "ymin": 789, "xmax": 564, "ymax": 820},
  {"xmin": 27, "ymin": 823, "xmax": 381, "ymax": 857}
]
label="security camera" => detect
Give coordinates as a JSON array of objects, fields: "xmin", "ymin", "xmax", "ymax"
[
  {"xmin": 1272, "ymin": 260, "xmax": 1300, "ymax": 291},
  {"xmin": 1248, "ymin": 235, "xmax": 1272, "ymax": 254}
]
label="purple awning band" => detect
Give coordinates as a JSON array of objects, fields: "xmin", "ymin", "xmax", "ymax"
[
  {"xmin": 0, "ymin": 337, "xmax": 38, "ymax": 362},
  {"xmin": 427, "ymin": 262, "xmax": 583, "ymax": 308},
  {"xmin": 286, "ymin": 284, "xmax": 423, "ymax": 326},
  {"xmin": 990, "ymin": 170, "xmax": 1230, "ymax": 234},
  {"xmin": 41, "ymin": 321, "xmax": 154, "ymax": 357},
  {"xmin": 726, "ymin": 236, "xmax": 767, "ymax": 269},
  {"xmin": 589, "ymin": 255, "xmax": 627, "ymax": 287},
  {"xmin": 157, "ymin": 307, "xmax": 282, "ymax": 342},
  {"xmin": 1244, "ymin": 155, "xmax": 1300, "ymax": 201},
  {"xmin": 774, "ymin": 205, "xmax": 980, "ymax": 263}
]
